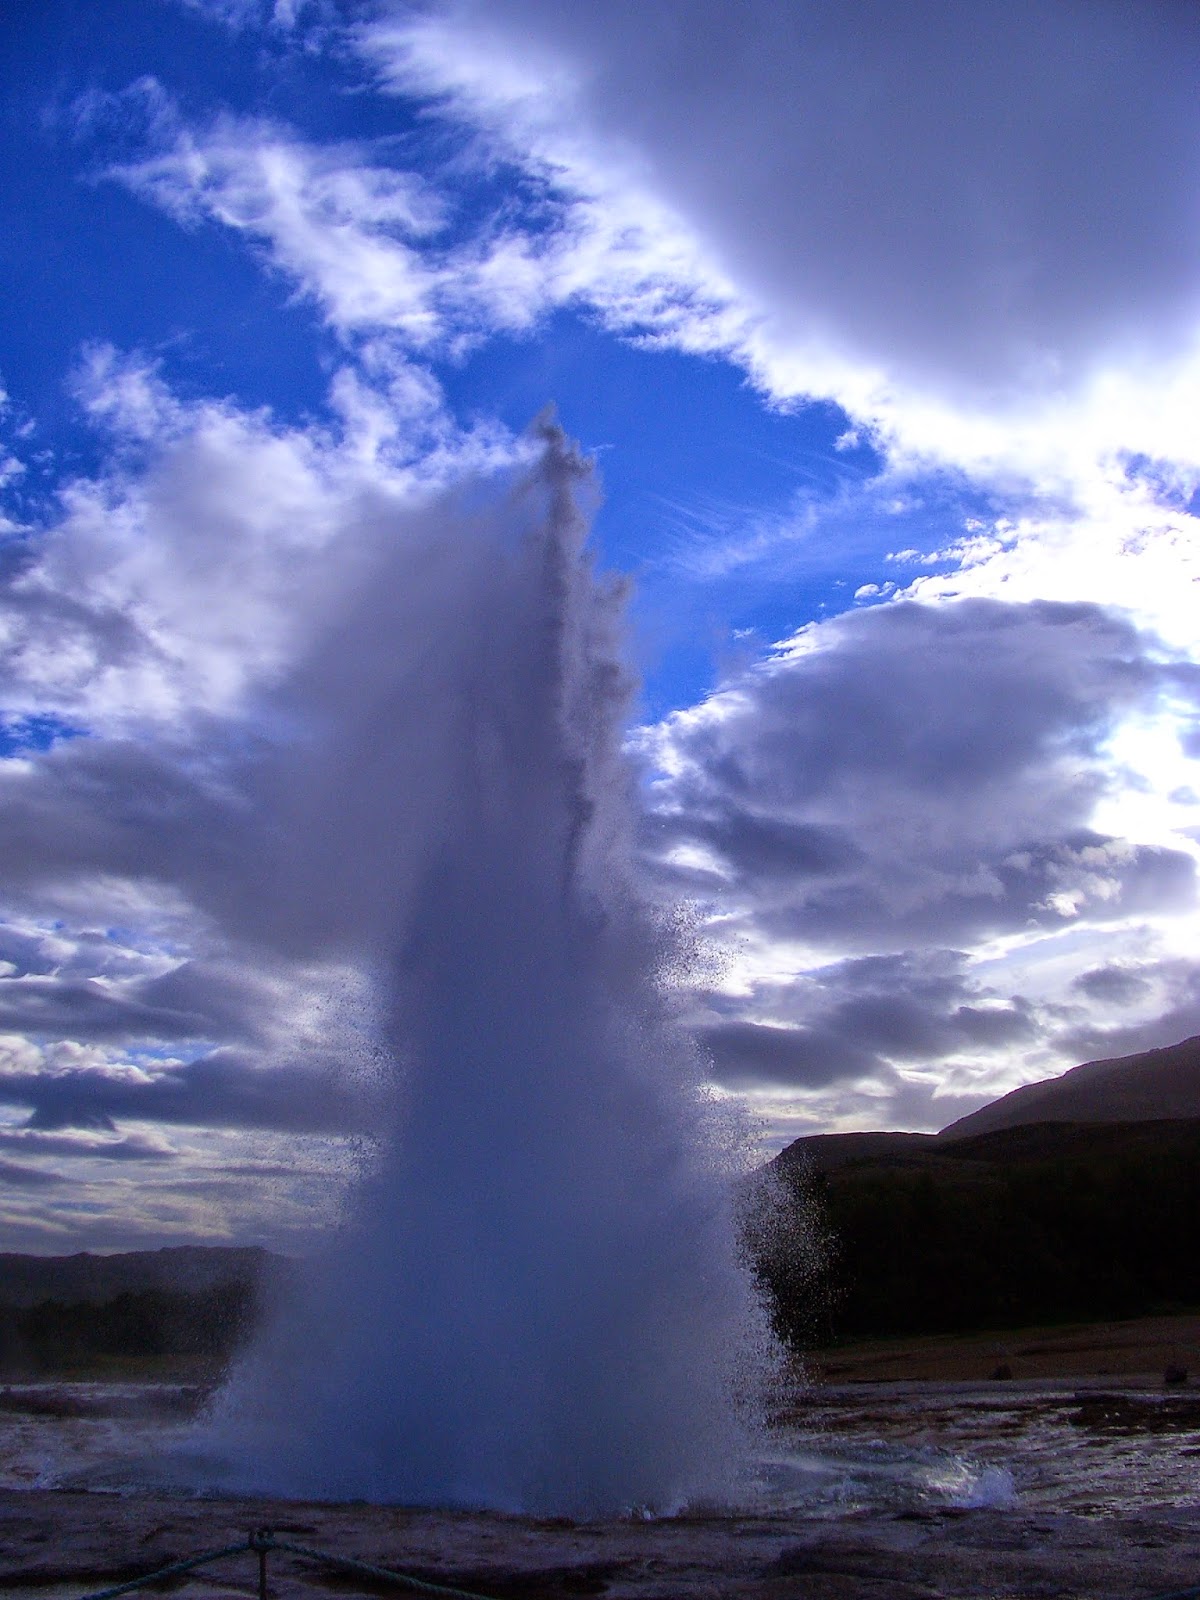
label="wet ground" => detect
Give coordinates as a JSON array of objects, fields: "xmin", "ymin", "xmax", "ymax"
[{"xmin": 2, "ymin": 1379, "xmax": 1200, "ymax": 1600}]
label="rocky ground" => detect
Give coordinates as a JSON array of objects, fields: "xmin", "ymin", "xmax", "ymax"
[
  {"xmin": 806, "ymin": 1311, "xmax": 1200, "ymax": 1385},
  {"xmin": 2, "ymin": 1484, "xmax": 1200, "ymax": 1600},
  {"xmin": 3, "ymin": 1486, "xmax": 1200, "ymax": 1600},
  {"xmin": 6, "ymin": 1313, "xmax": 1200, "ymax": 1600}
]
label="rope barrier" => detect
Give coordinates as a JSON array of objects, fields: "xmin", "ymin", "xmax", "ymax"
[
  {"xmin": 63, "ymin": 1522, "xmax": 1200, "ymax": 1600},
  {"xmin": 261, "ymin": 1535, "xmax": 502, "ymax": 1600},
  {"xmin": 74, "ymin": 1539, "xmax": 255, "ymax": 1600},
  {"xmin": 69, "ymin": 1529, "xmax": 502, "ymax": 1600}
]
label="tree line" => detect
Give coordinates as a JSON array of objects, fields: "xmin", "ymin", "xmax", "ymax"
[{"xmin": 0, "ymin": 1281, "xmax": 256, "ymax": 1377}]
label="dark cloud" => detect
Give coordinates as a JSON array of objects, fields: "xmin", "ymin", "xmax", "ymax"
[
  {"xmin": 0, "ymin": 1159, "xmax": 63, "ymax": 1188},
  {"xmin": 0, "ymin": 957, "xmax": 286, "ymax": 1056},
  {"xmin": 0, "ymin": 1129, "xmax": 174, "ymax": 1162},
  {"xmin": 0, "ymin": 1050, "xmax": 373, "ymax": 1135},
  {"xmin": 409, "ymin": 0, "xmax": 1200, "ymax": 401},
  {"xmin": 672, "ymin": 599, "xmax": 1156, "ymax": 799},
  {"xmin": 824, "ymin": 991, "xmax": 1035, "ymax": 1063},
  {"xmin": 1054, "ymin": 959, "xmax": 1200, "ymax": 1067},
  {"xmin": 699, "ymin": 1019, "xmax": 875, "ymax": 1090},
  {"xmin": 696, "ymin": 950, "xmax": 1040, "ymax": 1092},
  {"xmin": 649, "ymin": 812, "xmax": 861, "ymax": 892},
  {"xmin": 755, "ymin": 832, "xmax": 1196, "ymax": 949},
  {"xmin": 1073, "ymin": 965, "xmax": 1154, "ymax": 1005},
  {"xmin": 651, "ymin": 600, "xmax": 1199, "ymax": 1097},
  {"xmin": 649, "ymin": 599, "xmax": 1197, "ymax": 951},
  {"xmin": 0, "ymin": 735, "xmax": 249, "ymax": 904},
  {"xmin": 0, "ymin": 975, "xmax": 216, "ymax": 1044},
  {"xmin": 0, "ymin": 927, "xmax": 62, "ymax": 978}
]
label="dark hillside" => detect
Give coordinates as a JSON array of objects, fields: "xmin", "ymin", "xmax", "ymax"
[
  {"xmin": 0, "ymin": 1247, "xmax": 283, "ymax": 1378},
  {"xmin": 759, "ymin": 1118, "xmax": 1200, "ymax": 1348},
  {"xmin": 938, "ymin": 1035, "xmax": 1200, "ymax": 1139},
  {"xmin": 0, "ymin": 1246, "xmax": 274, "ymax": 1309}
]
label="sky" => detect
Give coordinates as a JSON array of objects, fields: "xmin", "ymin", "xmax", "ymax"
[{"xmin": 2, "ymin": 0, "xmax": 1199, "ymax": 1251}]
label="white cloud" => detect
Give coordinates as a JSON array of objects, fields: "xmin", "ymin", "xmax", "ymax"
[
  {"xmin": 0, "ymin": 344, "xmax": 530, "ymax": 1235},
  {"xmin": 0, "ymin": 343, "xmax": 514, "ymax": 735},
  {"xmin": 641, "ymin": 595, "xmax": 1200, "ymax": 1129},
  {"xmin": 103, "ymin": 92, "xmax": 668, "ymax": 357},
  {"xmin": 174, "ymin": 0, "xmax": 331, "ymax": 35},
  {"xmin": 102, "ymin": 15, "xmax": 1200, "ymax": 588},
  {"xmin": 109, "ymin": 108, "xmax": 449, "ymax": 344},
  {"xmin": 351, "ymin": 0, "xmax": 1200, "ymax": 621},
  {"xmin": 99, "ymin": 77, "xmax": 754, "ymax": 378}
]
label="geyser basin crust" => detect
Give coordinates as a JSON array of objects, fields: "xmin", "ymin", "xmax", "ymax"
[
  {"xmin": 200, "ymin": 428, "xmax": 778, "ymax": 1514},
  {"xmin": 7, "ymin": 1487, "xmax": 1200, "ymax": 1600}
]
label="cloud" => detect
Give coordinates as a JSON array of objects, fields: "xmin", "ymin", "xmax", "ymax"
[
  {"xmin": 102, "ymin": 96, "xmax": 573, "ymax": 353},
  {"xmin": 1073, "ymin": 964, "xmax": 1154, "ymax": 1005},
  {"xmin": 0, "ymin": 1128, "xmax": 174, "ymax": 1162},
  {"xmin": 0, "ymin": 1160, "xmax": 62, "ymax": 1189},
  {"xmin": 8, "ymin": 9, "xmax": 1200, "ymax": 1187},
  {"xmin": 645, "ymin": 597, "xmax": 1198, "ymax": 954},
  {"xmin": 97, "ymin": 77, "xmax": 760, "ymax": 418},
  {"xmin": 357, "ymin": 3, "xmax": 1200, "ymax": 474},
  {"xmin": 0, "ymin": 370, "xmax": 628, "ymax": 1194},
  {"xmin": 0, "ymin": 1048, "xmax": 371, "ymax": 1135},
  {"xmin": 0, "ymin": 341, "xmax": 517, "ymax": 746},
  {"xmin": 176, "ymin": 0, "xmax": 327, "ymax": 29},
  {"xmin": 1053, "ymin": 955, "xmax": 1200, "ymax": 1066},
  {"xmin": 109, "ymin": 111, "xmax": 449, "ymax": 343},
  {"xmin": 0, "ymin": 958, "xmax": 288, "ymax": 1050},
  {"xmin": 88, "ymin": 11, "xmax": 1200, "ymax": 577},
  {"xmin": 638, "ymin": 597, "xmax": 1200, "ymax": 1115},
  {"xmin": 695, "ymin": 949, "xmax": 1039, "ymax": 1096},
  {"xmin": 0, "ymin": 355, "xmax": 532, "ymax": 1187},
  {"xmin": 699, "ymin": 1019, "xmax": 876, "ymax": 1091},
  {"xmin": 0, "ymin": 975, "xmax": 217, "ymax": 1044}
]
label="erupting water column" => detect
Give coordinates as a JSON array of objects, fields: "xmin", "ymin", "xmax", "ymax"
[{"xmin": 211, "ymin": 427, "xmax": 777, "ymax": 1515}]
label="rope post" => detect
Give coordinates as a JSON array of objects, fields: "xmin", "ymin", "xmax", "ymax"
[{"xmin": 251, "ymin": 1528, "xmax": 272, "ymax": 1600}]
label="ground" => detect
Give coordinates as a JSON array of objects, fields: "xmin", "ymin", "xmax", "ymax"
[
  {"xmin": 4, "ymin": 1486, "xmax": 1200, "ymax": 1600},
  {"xmin": 805, "ymin": 1311, "xmax": 1200, "ymax": 1384},
  {"xmin": 5, "ymin": 1313, "xmax": 1200, "ymax": 1600}
]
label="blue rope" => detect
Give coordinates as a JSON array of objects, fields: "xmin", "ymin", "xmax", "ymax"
[
  {"xmin": 74, "ymin": 1539, "xmax": 253, "ymax": 1600},
  {"xmin": 67, "ymin": 1522, "xmax": 1200, "ymax": 1600},
  {"xmin": 263, "ymin": 1535, "xmax": 501, "ymax": 1600},
  {"xmin": 68, "ymin": 1530, "xmax": 500, "ymax": 1600}
]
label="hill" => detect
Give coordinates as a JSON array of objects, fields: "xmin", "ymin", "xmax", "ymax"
[
  {"xmin": 937, "ymin": 1034, "xmax": 1200, "ymax": 1139},
  {"xmin": 0, "ymin": 1245, "xmax": 276, "ymax": 1310},
  {"xmin": 759, "ymin": 1038, "xmax": 1200, "ymax": 1346},
  {"xmin": 0, "ymin": 1246, "xmax": 282, "ymax": 1379},
  {"xmin": 760, "ymin": 1115, "xmax": 1200, "ymax": 1347}
]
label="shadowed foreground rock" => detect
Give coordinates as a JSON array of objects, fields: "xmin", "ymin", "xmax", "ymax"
[{"xmin": 3, "ymin": 1490, "xmax": 1200, "ymax": 1600}]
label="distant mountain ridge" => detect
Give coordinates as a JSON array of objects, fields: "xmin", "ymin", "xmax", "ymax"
[
  {"xmin": 0, "ymin": 1245, "xmax": 278, "ymax": 1309},
  {"xmin": 761, "ymin": 1115, "xmax": 1200, "ymax": 1343},
  {"xmin": 936, "ymin": 1034, "xmax": 1200, "ymax": 1140},
  {"xmin": 773, "ymin": 1034, "xmax": 1200, "ymax": 1176},
  {"xmin": 758, "ymin": 1036, "xmax": 1200, "ymax": 1344}
]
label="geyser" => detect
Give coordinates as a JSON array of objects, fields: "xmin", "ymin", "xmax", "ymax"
[{"xmin": 208, "ymin": 427, "xmax": 777, "ymax": 1515}]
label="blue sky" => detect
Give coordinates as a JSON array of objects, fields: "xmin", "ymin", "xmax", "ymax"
[{"xmin": 2, "ymin": 0, "xmax": 1200, "ymax": 1249}]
